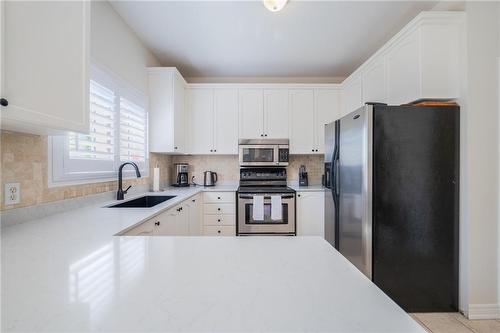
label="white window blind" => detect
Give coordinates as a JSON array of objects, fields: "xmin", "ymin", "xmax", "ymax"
[
  {"xmin": 49, "ymin": 64, "xmax": 149, "ymax": 185},
  {"xmin": 120, "ymin": 97, "xmax": 147, "ymax": 162},
  {"xmin": 69, "ymin": 81, "xmax": 116, "ymax": 161}
]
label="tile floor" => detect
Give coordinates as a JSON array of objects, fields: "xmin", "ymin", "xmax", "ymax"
[{"xmin": 410, "ymin": 313, "xmax": 500, "ymax": 333}]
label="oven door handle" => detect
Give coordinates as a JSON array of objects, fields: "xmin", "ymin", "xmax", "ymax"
[{"xmin": 238, "ymin": 195, "xmax": 294, "ymax": 200}]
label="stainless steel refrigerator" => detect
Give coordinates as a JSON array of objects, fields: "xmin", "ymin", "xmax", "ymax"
[{"xmin": 324, "ymin": 103, "xmax": 459, "ymax": 312}]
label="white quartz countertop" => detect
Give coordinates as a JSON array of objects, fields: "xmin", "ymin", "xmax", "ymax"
[{"xmin": 2, "ymin": 186, "xmax": 424, "ymax": 332}]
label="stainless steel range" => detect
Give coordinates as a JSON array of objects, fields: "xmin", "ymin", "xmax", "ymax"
[{"xmin": 237, "ymin": 167, "xmax": 296, "ymax": 236}]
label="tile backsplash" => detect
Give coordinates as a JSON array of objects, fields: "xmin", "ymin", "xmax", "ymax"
[
  {"xmin": 0, "ymin": 130, "xmax": 171, "ymax": 211},
  {"xmin": 171, "ymin": 154, "xmax": 324, "ymax": 185},
  {"xmin": 1, "ymin": 129, "xmax": 324, "ymax": 211}
]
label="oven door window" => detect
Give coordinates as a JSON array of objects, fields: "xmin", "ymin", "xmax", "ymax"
[
  {"xmin": 242, "ymin": 148, "xmax": 274, "ymax": 163},
  {"xmin": 244, "ymin": 203, "xmax": 288, "ymax": 224}
]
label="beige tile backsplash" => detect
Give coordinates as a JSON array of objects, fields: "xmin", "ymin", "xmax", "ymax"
[
  {"xmin": 171, "ymin": 154, "xmax": 324, "ymax": 185},
  {"xmin": 0, "ymin": 130, "xmax": 171, "ymax": 211},
  {"xmin": 1, "ymin": 129, "xmax": 324, "ymax": 211}
]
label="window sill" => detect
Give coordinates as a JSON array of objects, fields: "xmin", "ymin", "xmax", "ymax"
[{"xmin": 48, "ymin": 172, "xmax": 149, "ymax": 188}]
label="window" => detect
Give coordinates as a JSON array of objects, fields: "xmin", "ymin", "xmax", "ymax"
[{"xmin": 50, "ymin": 65, "xmax": 148, "ymax": 185}]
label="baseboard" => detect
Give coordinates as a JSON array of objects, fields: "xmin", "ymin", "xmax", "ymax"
[{"xmin": 467, "ymin": 304, "xmax": 500, "ymax": 319}]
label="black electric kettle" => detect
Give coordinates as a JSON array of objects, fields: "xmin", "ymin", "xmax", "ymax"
[{"xmin": 203, "ymin": 171, "xmax": 217, "ymax": 187}]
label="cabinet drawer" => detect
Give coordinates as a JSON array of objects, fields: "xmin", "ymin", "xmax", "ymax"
[
  {"xmin": 203, "ymin": 192, "xmax": 235, "ymax": 203},
  {"xmin": 203, "ymin": 225, "xmax": 236, "ymax": 236},
  {"xmin": 204, "ymin": 214, "xmax": 235, "ymax": 226},
  {"xmin": 204, "ymin": 203, "xmax": 235, "ymax": 215}
]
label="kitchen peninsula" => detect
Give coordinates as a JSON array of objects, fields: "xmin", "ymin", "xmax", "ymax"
[{"xmin": 2, "ymin": 190, "xmax": 423, "ymax": 332}]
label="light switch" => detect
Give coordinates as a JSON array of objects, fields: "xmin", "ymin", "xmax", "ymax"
[{"xmin": 4, "ymin": 183, "xmax": 20, "ymax": 205}]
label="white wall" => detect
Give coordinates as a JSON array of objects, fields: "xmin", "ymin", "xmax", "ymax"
[
  {"xmin": 90, "ymin": 1, "xmax": 160, "ymax": 93},
  {"xmin": 462, "ymin": 1, "xmax": 500, "ymax": 319}
]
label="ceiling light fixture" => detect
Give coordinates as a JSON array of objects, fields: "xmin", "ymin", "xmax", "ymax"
[{"xmin": 262, "ymin": 0, "xmax": 288, "ymax": 12}]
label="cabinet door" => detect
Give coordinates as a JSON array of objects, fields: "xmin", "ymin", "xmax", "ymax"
[
  {"xmin": 187, "ymin": 88, "xmax": 214, "ymax": 154},
  {"xmin": 157, "ymin": 208, "xmax": 179, "ymax": 235},
  {"xmin": 264, "ymin": 89, "xmax": 289, "ymax": 138},
  {"xmin": 290, "ymin": 89, "xmax": 315, "ymax": 154},
  {"xmin": 341, "ymin": 75, "xmax": 362, "ymax": 116},
  {"xmin": 125, "ymin": 220, "xmax": 156, "ymax": 236},
  {"xmin": 2, "ymin": 1, "xmax": 90, "ymax": 134},
  {"xmin": 314, "ymin": 89, "xmax": 340, "ymax": 154},
  {"xmin": 187, "ymin": 195, "xmax": 202, "ymax": 236},
  {"xmin": 214, "ymin": 88, "xmax": 238, "ymax": 154},
  {"xmin": 362, "ymin": 58, "xmax": 386, "ymax": 104},
  {"xmin": 239, "ymin": 89, "xmax": 264, "ymax": 139},
  {"xmin": 173, "ymin": 72, "xmax": 186, "ymax": 153},
  {"xmin": 175, "ymin": 205, "xmax": 189, "ymax": 236},
  {"xmin": 296, "ymin": 191, "xmax": 325, "ymax": 237},
  {"xmin": 385, "ymin": 30, "xmax": 420, "ymax": 105}
]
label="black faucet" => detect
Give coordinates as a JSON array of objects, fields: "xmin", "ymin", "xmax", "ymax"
[{"xmin": 117, "ymin": 162, "xmax": 142, "ymax": 200}]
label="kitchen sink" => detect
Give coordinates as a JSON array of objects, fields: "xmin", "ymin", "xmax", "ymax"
[{"xmin": 107, "ymin": 195, "xmax": 176, "ymax": 208}]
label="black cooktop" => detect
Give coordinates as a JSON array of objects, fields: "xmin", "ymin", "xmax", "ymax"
[{"xmin": 237, "ymin": 186, "xmax": 296, "ymax": 194}]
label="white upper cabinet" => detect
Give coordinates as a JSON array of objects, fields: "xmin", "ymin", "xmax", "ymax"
[
  {"xmin": 264, "ymin": 89, "xmax": 289, "ymax": 138},
  {"xmin": 214, "ymin": 88, "xmax": 238, "ymax": 154},
  {"xmin": 419, "ymin": 22, "xmax": 460, "ymax": 99},
  {"xmin": 148, "ymin": 68, "xmax": 187, "ymax": 154},
  {"xmin": 290, "ymin": 89, "xmax": 315, "ymax": 154},
  {"xmin": 342, "ymin": 12, "xmax": 463, "ymax": 112},
  {"xmin": 314, "ymin": 89, "xmax": 340, "ymax": 153},
  {"xmin": 385, "ymin": 30, "xmax": 420, "ymax": 105},
  {"xmin": 239, "ymin": 89, "xmax": 264, "ymax": 139},
  {"xmin": 187, "ymin": 88, "xmax": 214, "ymax": 154},
  {"xmin": 341, "ymin": 74, "xmax": 363, "ymax": 116},
  {"xmin": 1, "ymin": 1, "xmax": 90, "ymax": 135},
  {"xmin": 187, "ymin": 87, "xmax": 238, "ymax": 154},
  {"xmin": 362, "ymin": 58, "xmax": 386, "ymax": 104}
]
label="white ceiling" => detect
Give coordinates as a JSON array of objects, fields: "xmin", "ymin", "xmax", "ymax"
[{"xmin": 110, "ymin": 1, "xmax": 437, "ymax": 79}]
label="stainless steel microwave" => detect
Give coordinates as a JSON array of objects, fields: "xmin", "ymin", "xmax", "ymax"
[{"xmin": 238, "ymin": 139, "xmax": 289, "ymax": 167}]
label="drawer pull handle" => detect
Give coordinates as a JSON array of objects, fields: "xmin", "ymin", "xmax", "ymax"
[{"xmin": 155, "ymin": 221, "xmax": 160, "ymax": 226}]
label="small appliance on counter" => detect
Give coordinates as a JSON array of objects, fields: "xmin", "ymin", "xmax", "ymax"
[
  {"xmin": 203, "ymin": 170, "xmax": 217, "ymax": 187},
  {"xmin": 172, "ymin": 163, "xmax": 189, "ymax": 187},
  {"xmin": 299, "ymin": 165, "xmax": 309, "ymax": 186}
]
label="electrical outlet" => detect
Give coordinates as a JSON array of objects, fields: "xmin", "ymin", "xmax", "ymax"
[{"xmin": 4, "ymin": 183, "xmax": 20, "ymax": 205}]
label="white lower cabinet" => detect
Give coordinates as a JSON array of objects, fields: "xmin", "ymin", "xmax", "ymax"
[
  {"xmin": 122, "ymin": 192, "xmax": 235, "ymax": 236},
  {"xmin": 123, "ymin": 219, "xmax": 157, "ymax": 236},
  {"xmin": 186, "ymin": 194, "xmax": 202, "ymax": 235},
  {"xmin": 296, "ymin": 191, "xmax": 325, "ymax": 237},
  {"xmin": 202, "ymin": 191, "xmax": 236, "ymax": 236}
]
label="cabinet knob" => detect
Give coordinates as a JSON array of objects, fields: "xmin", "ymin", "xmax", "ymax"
[
  {"xmin": 192, "ymin": 199, "xmax": 196, "ymax": 202},
  {"xmin": 210, "ymin": 149, "xmax": 213, "ymax": 152},
  {"xmin": 174, "ymin": 146, "xmax": 178, "ymax": 150},
  {"xmin": 214, "ymin": 149, "xmax": 217, "ymax": 152},
  {"xmin": 260, "ymin": 134, "xmax": 264, "ymax": 137},
  {"xmin": 217, "ymin": 208, "xmax": 221, "ymax": 211},
  {"xmin": 264, "ymin": 134, "xmax": 268, "ymax": 137},
  {"xmin": 298, "ymin": 194, "xmax": 301, "ymax": 197},
  {"xmin": 155, "ymin": 221, "xmax": 160, "ymax": 226},
  {"xmin": 217, "ymin": 196, "xmax": 221, "ymax": 200},
  {"xmin": 218, "ymin": 219, "xmax": 221, "ymax": 222},
  {"xmin": 217, "ymin": 230, "xmax": 221, "ymax": 234},
  {"xmin": 0, "ymin": 98, "xmax": 8, "ymax": 107},
  {"xmin": 312, "ymin": 149, "xmax": 314, "ymax": 152}
]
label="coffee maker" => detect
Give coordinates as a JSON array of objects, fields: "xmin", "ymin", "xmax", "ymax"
[
  {"xmin": 173, "ymin": 163, "xmax": 189, "ymax": 187},
  {"xmin": 299, "ymin": 165, "xmax": 309, "ymax": 186}
]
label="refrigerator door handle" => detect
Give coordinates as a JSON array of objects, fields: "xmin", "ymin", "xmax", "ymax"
[{"xmin": 334, "ymin": 155, "xmax": 340, "ymax": 196}]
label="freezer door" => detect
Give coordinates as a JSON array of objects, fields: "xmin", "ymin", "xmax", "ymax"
[{"xmin": 338, "ymin": 105, "xmax": 373, "ymax": 278}]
